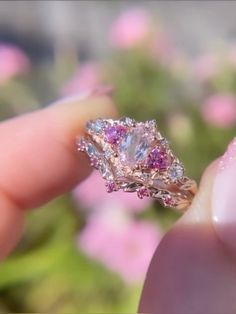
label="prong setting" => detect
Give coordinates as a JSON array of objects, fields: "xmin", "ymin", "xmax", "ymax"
[{"xmin": 77, "ymin": 118, "xmax": 196, "ymax": 210}]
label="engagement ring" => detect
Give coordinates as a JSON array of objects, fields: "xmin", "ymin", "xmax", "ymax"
[{"xmin": 77, "ymin": 117, "xmax": 197, "ymax": 211}]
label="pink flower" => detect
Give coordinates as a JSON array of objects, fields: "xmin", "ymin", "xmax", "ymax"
[
  {"xmin": 78, "ymin": 208, "xmax": 161, "ymax": 283},
  {"xmin": 62, "ymin": 63, "xmax": 101, "ymax": 96},
  {"xmin": 73, "ymin": 171, "xmax": 150, "ymax": 213},
  {"xmin": 192, "ymin": 53, "xmax": 219, "ymax": 82},
  {"xmin": 0, "ymin": 43, "xmax": 30, "ymax": 85},
  {"xmin": 150, "ymin": 30, "xmax": 176, "ymax": 65},
  {"xmin": 109, "ymin": 9, "xmax": 150, "ymax": 49},
  {"xmin": 202, "ymin": 94, "xmax": 236, "ymax": 128}
]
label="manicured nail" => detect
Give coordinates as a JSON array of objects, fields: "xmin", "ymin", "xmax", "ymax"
[
  {"xmin": 212, "ymin": 138, "xmax": 236, "ymax": 251},
  {"xmin": 64, "ymin": 89, "xmax": 93, "ymax": 102}
]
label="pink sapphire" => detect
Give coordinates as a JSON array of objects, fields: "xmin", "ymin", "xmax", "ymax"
[
  {"xmin": 105, "ymin": 181, "xmax": 117, "ymax": 193},
  {"xmin": 147, "ymin": 147, "xmax": 169, "ymax": 170},
  {"xmin": 137, "ymin": 187, "xmax": 149, "ymax": 199},
  {"xmin": 163, "ymin": 194, "xmax": 172, "ymax": 206},
  {"xmin": 105, "ymin": 125, "xmax": 126, "ymax": 144}
]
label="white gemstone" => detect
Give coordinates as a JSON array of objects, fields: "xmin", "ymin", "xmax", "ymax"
[
  {"xmin": 169, "ymin": 163, "xmax": 184, "ymax": 181},
  {"xmin": 86, "ymin": 142, "xmax": 99, "ymax": 157},
  {"xmin": 86, "ymin": 119, "xmax": 104, "ymax": 134},
  {"xmin": 149, "ymin": 120, "xmax": 157, "ymax": 127},
  {"xmin": 104, "ymin": 146, "xmax": 113, "ymax": 159},
  {"xmin": 119, "ymin": 117, "xmax": 134, "ymax": 126},
  {"xmin": 118, "ymin": 127, "xmax": 151, "ymax": 167},
  {"xmin": 99, "ymin": 159, "xmax": 113, "ymax": 180}
]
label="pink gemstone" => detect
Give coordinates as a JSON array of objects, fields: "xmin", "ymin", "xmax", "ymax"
[
  {"xmin": 105, "ymin": 181, "xmax": 117, "ymax": 193},
  {"xmin": 163, "ymin": 194, "xmax": 172, "ymax": 206},
  {"xmin": 147, "ymin": 147, "xmax": 169, "ymax": 170},
  {"xmin": 90, "ymin": 157, "xmax": 99, "ymax": 168},
  {"xmin": 105, "ymin": 125, "xmax": 126, "ymax": 144},
  {"xmin": 137, "ymin": 187, "xmax": 149, "ymax": 199}
]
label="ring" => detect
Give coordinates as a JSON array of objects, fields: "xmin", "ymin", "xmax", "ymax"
[{"xmin": 77, "ymin": 117, "xmax": 197, "ymax": 211}]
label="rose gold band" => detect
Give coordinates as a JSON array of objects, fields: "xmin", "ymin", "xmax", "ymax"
[{"xmin": 77, "ymin": 117, "xmax": 197, "ymax": 211}]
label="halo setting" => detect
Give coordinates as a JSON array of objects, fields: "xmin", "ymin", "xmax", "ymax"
[{"xmin": 77, "ymin": 118, "xmax": 197, "ymax": 211}]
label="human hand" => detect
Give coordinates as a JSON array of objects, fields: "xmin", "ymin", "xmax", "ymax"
[
  {"xmin": 2, "ymin": 92, "xmax": 236, "ymax": 314},
  {"xmin": 0, "ymin": 92, "xmax": 117, "ymax": 259},
  {"xmin": 139, "ymin": 143, "xmax": 236, "ymax": 314}
]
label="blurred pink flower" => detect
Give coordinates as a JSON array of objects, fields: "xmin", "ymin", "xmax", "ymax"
[
  {"xmin": 78, "ymin": 208, "xmax": 161, "ymax": 283},
  {"xmin": 150, "ymin": 30, "xmax": 176, "ymax": 65},
  {"xmin": 0, "ymin": 43, "xmax": 30, "ymax": 85},
  {"xmin": 109, "ymin": 8, "xmax": 150, "ymax": 49},
  {"xmin": 202, "ymin": 94, "xmax": 236, "ymax": 128},
  {"xmin": 62, "ymin": 63, "xmax": 101, "ymax": 96},
  {"xmin": 192, "ymin": 53, "xmax": 218, "ymax": 82},
  {"xmin": 73, "ymin": 171, "xmax": 150, "ymax": 213}
]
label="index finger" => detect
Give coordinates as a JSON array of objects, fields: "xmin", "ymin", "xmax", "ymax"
[{"xmin": 0, "ymin": 93, "xmax": 117, "ymax": 258}]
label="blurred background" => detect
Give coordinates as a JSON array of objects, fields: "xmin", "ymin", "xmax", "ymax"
[{"xmin": 1, "ymin": 1, "xmax": 236, "ymax": 312}]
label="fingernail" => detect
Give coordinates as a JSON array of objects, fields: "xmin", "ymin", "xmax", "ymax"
[
  {"xmin": 212, "ymin": 138, "xmax": 236, "ymax": 251},
  {"xmin": 63, "ymin": 89, "xmax": 93, "ymax": 102}
]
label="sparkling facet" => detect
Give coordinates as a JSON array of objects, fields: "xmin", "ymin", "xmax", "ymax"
[
  {"xmin": 162, "ymin": 194, "xmax": 173, "ymax": 206},
  {"xmin": 99, "ymin": 159, "xmax": 113, "ymax": 180},
  {"xmin": 104, "ymin": 147, "xmax": 113, "ymax": 159},
  {"xmin": 169, "ymin": 163, "xmax": 184, "ymax": 181},
  {"xmin": 86, "ymin": 119, "xmax": 105, "ymax": 134},
  {"xmin": 118, "ymin": 127, "xmax": 151, "ymax": 167},
  {"xmin": 137, "ymin": 187, "xmax": 149, "ymax": 199},
  {"xmin": 147, "ymin": 147, "xmax": 169, "ymax": 170},
  {"xmin": 86, "ymin": 142, "xmax": 99, "ymax": 157},
  {"xmin": 90, "ymin": 156, "xmax": 100, "ymax": 168},
  {"xmin": 105, "ymin": 181, "xmax": 117, "ymax": 193},
  {"xmin": 148, "ymin": 120, "xmax": 157, "ymax": 128},
  {"xmin": 77, "ymin": 137, "xmax": 86, "ymax": 151},
  {"xmin": 105, "ymin": 125, "xmax": 126, "ymax": 144},
  {"xmin": 120, "ymin": 117, "xmax": 134, "ymax": 126}
]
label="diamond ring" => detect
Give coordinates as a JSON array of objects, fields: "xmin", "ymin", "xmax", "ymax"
[{"xmin": 77, "ymin": 117, "xmax": 197, "ymax": 211}]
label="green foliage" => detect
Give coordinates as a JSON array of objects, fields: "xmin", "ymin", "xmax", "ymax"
[{"xmin": 1, "ymin": 39, "xmax": 236, "ymax": 313}]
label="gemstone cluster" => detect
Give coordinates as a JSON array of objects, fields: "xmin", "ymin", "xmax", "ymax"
[{"xmin": 77, "ymin": 117, "xmax": 187, "ymax": 209}]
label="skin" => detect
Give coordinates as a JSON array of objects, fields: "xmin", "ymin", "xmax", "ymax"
[
  {"xmin": 0, "ymin": 93, "xmax": 117, "ymax": 258},
  {"xmin": 139, "ymin": 162, "xmax": 236, "ymax": 313},
  {"xmin": 1, "ymin": 94, "xmax": 236, "ymax": 313}
]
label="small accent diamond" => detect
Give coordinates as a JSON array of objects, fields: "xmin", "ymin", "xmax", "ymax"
[
  {"xmin": 99, "ymin": 159, "xmax": 113, "ymax": 180},
  {"xmin": 169, "ymin": 163, "xmax": 184, "ymax": 181},
  {"xmin": 86, "ymin": 119, "xmax": 105, "ymax": 134}
]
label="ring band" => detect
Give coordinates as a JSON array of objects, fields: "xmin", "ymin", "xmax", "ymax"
[{"xmin": 77, "ymin": 117, "xmax": 197, "ymax": 211}]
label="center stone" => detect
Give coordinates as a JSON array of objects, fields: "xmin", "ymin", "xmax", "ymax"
[{"xmin": 118, "ymin": 127, "xmax": 151, "ymax": 167}]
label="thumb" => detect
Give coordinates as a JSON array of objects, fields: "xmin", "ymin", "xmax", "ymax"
[
  {"xmin": 138, "ymin": 159, "xmax": 230, "ymax": 314},
  {"xmin": 211, "ymin": 138, "xmax": 236, "ymax": 254},
  {"xmin": 178, "ymin": 138, "xmax": 236, "ymax": 257},
  {"xmin": 178, "ymin": 159, "xmax": 218, "ymax": 226}
]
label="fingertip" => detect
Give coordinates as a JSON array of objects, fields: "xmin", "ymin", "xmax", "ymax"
[
  {"xmin": 179, "ymin": 160, "xmax": 218, "ymax": 225},
  {"xmin": 47, "ymin": 93, "xmax": 118, "ymax": 139},
  {"xmin": 212, "ymin": 139, "xmax": 236, "ymax": 255}
]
